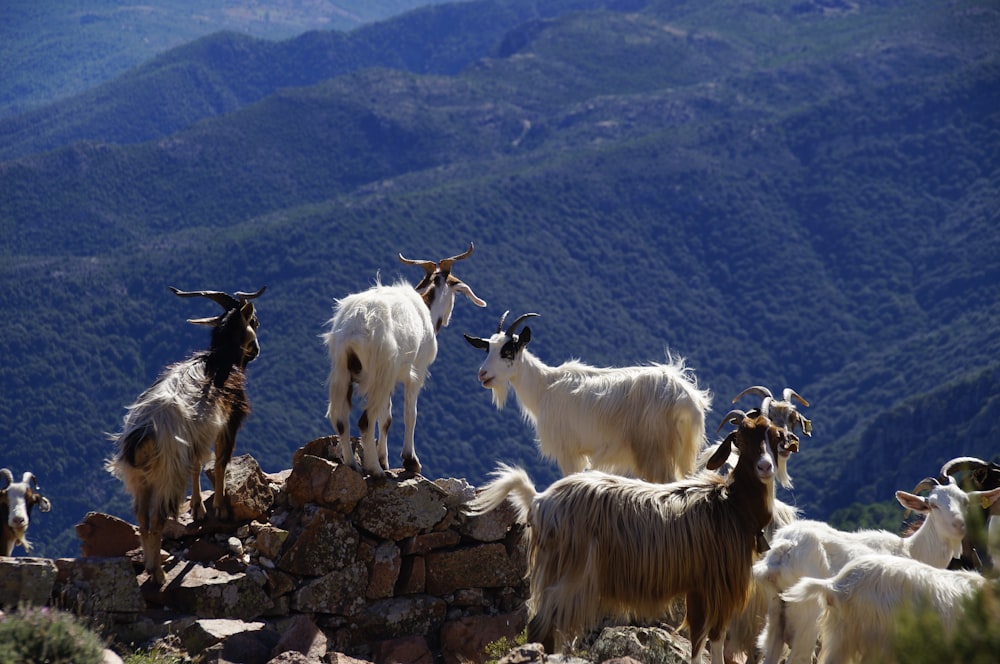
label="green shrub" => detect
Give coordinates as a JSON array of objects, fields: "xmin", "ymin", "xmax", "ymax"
[{"xmin": 0, "ymin": 606, "xmax": 105, "ymax": 664}]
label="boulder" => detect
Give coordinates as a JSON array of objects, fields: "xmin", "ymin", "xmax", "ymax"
[{"xmin": 75, "ymin": 512, "xmax": 140, "ymax": 557}]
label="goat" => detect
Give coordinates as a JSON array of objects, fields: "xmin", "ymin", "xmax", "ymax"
[
  {"xmin": 464, "ymin": 311, "xmax": 711, "ymax": 483},
  {"xmin": 466, "ymin": 412, "xmax": 789, "ymax": 663},
  {"xmin": 732, "ymin": 385, "xmax": 812, "ymax": 439},
  {"xmin": 702, "ymin": 406, "xmax": 802, "ymax": 664},
  {"xmin": 324, "ymin": 243, "xmax": 486, "ymax": 478},
  {"xmin": 781, "ymin": 553, "xmax": 987, "ymax": 664},
  {"xmin": 107, "ymin": 286, "xmax": 265, "ymax": 584},
  {"xmin": 754, "ymin": 476, "xmax": 1000, "ymax": 664},
  {"xmin": 0, "ymin": 469, "xmax": 52, "ymax": 556},
  {"xmin": 931, "ymin": 456, "xmax": 1000, "ymax": 569}
]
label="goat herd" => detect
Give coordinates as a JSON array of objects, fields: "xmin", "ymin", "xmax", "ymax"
[{"xmin": 2, "ymin": 243, "xmax": 997, "ymax": 663}]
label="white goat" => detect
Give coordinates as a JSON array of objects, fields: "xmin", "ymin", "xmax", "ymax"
[
  {"xmin": 782, "ymin": 553, "xmax": 987, "ymax": 663},
  {"xmin": 0, "ymin": 469, "xmax": 52, "ymax": 555},
  {"xmin": 464, "ymin": 312, "xmax": 711, "ymax": 483},
  {"xmin": 107, "ymin": 286, "xmax": 265, "ymax": 584},
  {"xmin": 934, "ymin": 456, "xmax": 1000, "ymax": 569},
  {"xmin": 755, "ymin": 476, "xmax": 1000, "ymax": 664},
  {"xmin": 467, "ymin": 412, "xmax": 789, "ymax": 663},
  {"xmin": 324, "ymin": 243, "xmax": 486, "ymax": 478}
]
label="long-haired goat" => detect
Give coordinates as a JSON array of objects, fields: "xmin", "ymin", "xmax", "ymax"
[
  {"xmin": 107, "ymin": 286, "xmax": 265, "ymax": 584},
  {"xmin": 464, "ymin": 312, "xmax": 711, "ymax": 483},
  {"xmin": 781, "ymin": 553, "xmax": 987, "ymax": 664},
  {"xmin": 467, "ymin": 412, "xmax": 789, "ymax": 663},
  {"xmin": 1, "ymin": 469, "xmax": 52, "ymax": 556},
  {"xmin": 703, "ymin": 404, "xmax": 803, "ymax": 664},
  {"xmin": 324, "ymin": 243, "xmax": 486, "ymax": 478},
  {"xmin": 754, "ymin": 476, "xmax": 1000, "ymax": 664}
]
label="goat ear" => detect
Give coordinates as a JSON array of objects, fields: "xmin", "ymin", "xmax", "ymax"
[
  {"xmin": 38, "ymin": 496, "xmax": 52, "ymax": 512},
  {"xmin": 518, "ymin": 326, "xmax": 532, "ymax": 346},
  {"xmin": 971, "ymin": 486, "xmax": 1000, "ymax": 510},
  {"xmin": 706, "ymin": 432, "xmax": 736, "ymax": 470},
  {"xmin": 464, "ymin": 334, "xmax": 490, "ymax": 350},
  {"xmin": 451, "ymin": 278, "xmax": 487, "ymax": 307},
  {"xmin": 895, "ymin": 490, "xmax": 930, "ymax": 513}
]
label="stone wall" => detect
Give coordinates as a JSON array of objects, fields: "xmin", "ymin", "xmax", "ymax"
[{"xmin": 0, "ymin": 437, "xmax": 529, "ymax": 664}]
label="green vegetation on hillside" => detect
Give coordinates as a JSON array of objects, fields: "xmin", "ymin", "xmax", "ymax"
[{"xmin": 1, "ymin": 0, "xmax": 998, "ymax": 557}]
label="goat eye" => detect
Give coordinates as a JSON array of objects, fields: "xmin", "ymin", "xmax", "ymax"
[{"xmin": 500, "ymin": 341, "xmax": 516, "ymax": 360}]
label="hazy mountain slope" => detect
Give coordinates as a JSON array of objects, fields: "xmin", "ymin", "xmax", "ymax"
[
  {"xmin": 1, "ymin": 0, "xmax": 998, "ymax": 557},
  {"xmin": 0, "ymin": 0, "xmax": 456, "ymax": 118},
  {"xmin": 0, "ymin": 0, "xmax": 620, "ymax": 161}
]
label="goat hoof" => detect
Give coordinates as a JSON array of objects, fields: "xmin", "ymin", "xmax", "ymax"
[{"xmin": 403, "ymin": 457, "xmax": 421, "ymax": 475}]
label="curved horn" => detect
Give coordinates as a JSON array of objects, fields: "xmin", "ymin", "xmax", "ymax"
[
  {"xmin": 911, "ymin": 476, "xmax": 942, "ymax": 495},
  {"xmin": 732, "ymin": 386, "xmax": 773, "ymax": 404},
  {"xmin": 496, "ymin": 310, "xmax": 510, "ymax": 334},
  {"xmin": 170, "ymin": 287, "xmax": 239, "ymax": 310},
  {"xmin": 234, "ymin": 286, "xmax": 267, "ymax": 301},
  {"xmin": 716, "ymin": 409, "xmax": 748, "ymax": 432},
  {"xmin": 505, "ymin": 312, "xmax": 540, "ymax": 337},
  {"xmin": 760, "ymin": 396, "xmax": 774, "ymax": 418},
  {"xmin": 939, "ymin": 456, "xmax": 991, "ymax": 480},
  {"xmin": 782, "ymin": 388, "xmax": 810, "ymax": 407},
  {"xmin": 438, "ymin": 242, "xmax": 475, "ymax": 273},
  {"xmin": 398, "ymin": 253, "xmax": 437, "ymax": 274},
  {"xmin": 0, "ymin": 468, "xmax": 11, "ymax": 489},
  {"xmin": 21, "ymin": 472, "xmax": 39, "ymax": 490}
]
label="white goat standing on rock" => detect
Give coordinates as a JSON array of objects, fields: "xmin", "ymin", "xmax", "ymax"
[
  {"xmin": 464, "ymin": 311, "xmax": 712, "ymax": 483},
  {"xmin": 324, "ymin": 243, "xmax": 486, "ymax": 479}
]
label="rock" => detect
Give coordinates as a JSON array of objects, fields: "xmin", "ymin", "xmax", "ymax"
[
  {"xmin": 199, "ymin": 628, "xmax": 278, "ymax": 664},
  {"xmin": 371, "ymin": 635, "xmax": 434, "ymax": 664},
  {"xmin": 181, "ymin": 618, "xmax": 266, "ymax": 654},
  {"xmin": 399, "ymin": 531, "xmax": 461, "ymax": 555},
  {"xmin": 396, "ymin": 556, "xmax": 426, "ymax": 595},
  {"xmin": 75, "ymin": 512, "xmax": 141, "ymax": 558},
  {"xmin": 439, "ymin": 611, "xmax": 528, "ymax": 664},
  {"xmin": 286, "ymin": 455, "xmax": 368, "ymax": 512},
  {"xmin": 278, "ymin": 506, "xmax": 360, "ymax": 576},
  {"xmin": 217, "ymin": 454, "xmax": 274, "ymax": 522},
  {"xmin": 496, "ymin": 643, "xmax": 546, "ymax": 664},
  {"xmin": 291, "ymin": 560, "xmax": 368, "ymax": 615},
  {"xmin": 253, "ymin": 524, "xmax": 290, "ymax": 559},
  {"xmin": 159, "ymin": 562, "xmax": 272, "ymax": 620},
  {"xmin": 425, "ymin": 543, "xmax": 523, "ymax": 595},
  {"xmin": 355, "ymin": 476, "xmax": 449, "ymax": 540},
  {"xmin": 588, "ymin": 626, "xmax": 690, "ymax": 664},
  {"xmin": 352, "ymin": 596, "xmax": 447, "ymax": 645},
  {"xmin": 0, "ymin": 557, "xmax": 57, "ymax": 608},
  {"xmin": 459, "ymin": 499, "xmax": 519, "ymax": 543},
  {"xmin": 272, "ymin": 614, "xmax": 328, "ymax": 660},
  {"xmin": 365, "ymin": 540, "xmax": 401, "ymax": 600},
  {"xmin": 55, "ymin": 557, "xmax": 143, "ymax": 616}
]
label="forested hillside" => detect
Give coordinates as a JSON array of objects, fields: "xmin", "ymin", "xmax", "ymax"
[{"xmin": 2, "ymin": 0, "xmax": 998, "ymax": 557}]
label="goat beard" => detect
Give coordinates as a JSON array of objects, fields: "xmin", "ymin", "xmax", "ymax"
[{"xmin": 491, "ymin": 382, "xmax": 510, "ymax": 410}]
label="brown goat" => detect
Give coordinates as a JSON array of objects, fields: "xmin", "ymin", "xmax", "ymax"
[
  {"xmin": 107, "ymin": 286, "xmax": 264, "ymax": 584},
  {"xmin": 468, "ymin": 413, "xmax": 786, "ymax": 662}
]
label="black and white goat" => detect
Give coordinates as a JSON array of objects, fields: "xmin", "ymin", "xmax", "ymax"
[
  {"xmin": 107, "ymin": 286, "xmax": 265, "ymax": 584},
  {"xmin": 324, "ymin": 244, "xmax": 486, "ymax": 478},
  {"xmin": 464, "ymin": 312, "xmax": 711, "ymax": 483},
  {"xmin": 467, "ymin": 412, "xmax": 788, "ymax": 662},
  {"xmin": 1, "ymin": 469, "xmax": 52, "ymax": 556}
]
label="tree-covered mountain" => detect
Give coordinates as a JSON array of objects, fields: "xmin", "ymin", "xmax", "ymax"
[
  {"xmin": 0, "ymin": 0, "xmax": 457, "ymax": 118},
  {"xmin": 1, "ymin": 0, "xmax": 998, "ymax": 557}
]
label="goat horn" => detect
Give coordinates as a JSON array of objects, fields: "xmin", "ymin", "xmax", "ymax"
[
  {"xmin": 782, "ymin": 388, "xmax": 810, "ymax": 407},
  {"xmin": 506, "ymin": 312, "xmax": 540, "ymax": 337},
  {"xmin": 437, "ymin": 242, "xmax": 476, "ymax": 273},
  {"xmin": 234, "ymin": 286, "xmax": 267, "ymax": 301},
  {"xmin": 0, "ymin": 468, "xmax": 11, "ymax": 489},
  {"xmin": 716, "ymin": 409, "xmax": 748, "ymax": 432},
  {"xmin": 911, "ymin": 476, "xmax": 942, "ymax": 495},
  {"xmin": 496, "ymin": 310, "xmax": 510, "ymax": 334},
  {"xmin": 170, "ymin": 287, "xmax": 240, "ymax": 310},
  {"xmin": 939, "ymin": 456, "xmax": 992, "ymax": 479},
  {"xmin": 398, "ymin": 253, "xmax": 438, "ymax": 274},
  {"xmin": 760, "ymin": 396, "xmax": 774, "ymax": 418},
  {"xmin": 732, "ymin": 386, "xmax": 773, "ymax": 403},
  {"xmin": 21, "ymin": 471, "xmax": 38, "ymax": 489}
]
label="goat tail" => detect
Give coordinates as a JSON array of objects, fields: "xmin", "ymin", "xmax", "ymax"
[
  {"xmin": 781, "ymin": 575, "xmax": 834, "ymax": 609},
  {"xmin": 465, "ymin": 463, "xmax": 537, "ymax": 522}
]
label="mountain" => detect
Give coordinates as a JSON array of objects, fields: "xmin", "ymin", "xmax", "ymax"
[
  {"xmin": 0, "ymin": 0, "xmax": 457, "ymax": 118},
  {"xmin": 1, "ymin": 0, "xmax": 998, "ymax": 557}
]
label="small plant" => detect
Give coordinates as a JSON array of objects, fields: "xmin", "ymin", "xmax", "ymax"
[
  {"xmin": 0, "ymin": 606, "xmax": 105, "ymax": 664},
  {"xmin": 123, "ymin": 643, "xmax": 186, "ymax": 664},
  {"xmin": 484, "ymin": 628, "xmax": 528, "ymax": 663}
]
